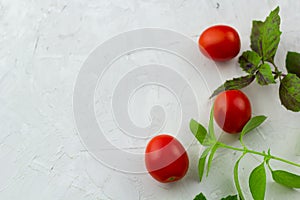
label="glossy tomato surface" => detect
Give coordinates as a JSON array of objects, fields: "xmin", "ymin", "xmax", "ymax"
[
  {"xmin": 145, "ymin": 134, "xmax": 189, "ymax": 183},
  {"xmin": 199, "ymin": 25, "xmax": 241, "ymax": 61},
  {"xmin": 213, "ymin": 90, "xmax": 251, "ymax": 134}
]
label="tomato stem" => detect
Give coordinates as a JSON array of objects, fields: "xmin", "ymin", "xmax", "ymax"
[{"xmin": 217, "ymin": 142, "xmax": 300, "ymax": 168}]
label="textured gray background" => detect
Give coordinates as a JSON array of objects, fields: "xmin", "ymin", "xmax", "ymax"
[{"xmin": 1, "ymin": 0, "xmax": 300, "ymax": 199}]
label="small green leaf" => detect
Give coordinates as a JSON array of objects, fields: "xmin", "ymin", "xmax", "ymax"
[
  {"xmin": 190, "ymin": 119, "xmax": 208, "ymax": 145},
  {"xmin": 194, "ymin": 192, "xmax": 207, "ymax": 200},
  {"xmin": 210, "ymin": 75, "xmax": 255, "ymax": 98},
  {"xmin": 239, "ymin": 50, "xmax": 261, "ymax": 74},
  {"xmin": 286, "ymin": 51, "xmax": 300, "ymax": 78},
  {"xmin": 221, "ymin": 195, "xmax": 238, "ymax": 200},
  {"xmin": 198, "ymin": 148, "xmax": 210, "ymax": 182},
  {"xmin": 272, "ymin": 170, "xmax": 300, "ymax": 188},
  {"xmin": 234, "ymin": 154, "xmax": 246, "ymax": 200},
  {"xmin": 249, "ymin": 162, "xmax": 266, "ymax": 200},
  {"xmin": 256, "ymin": 63, "xmax": 276, "ymax": 85},
  {"xmin": 250, "ymin": 6, "xmax": 281, "ymax": 62},
  {"xmin": 206, "ymin": 144, "xmax": 219, "ymax": 177},
  {"xmin": 208, "ymin": 106, "xmax": 216, "ymax": 141},
  {"xmin": 204, "ymin": 106, "xmax": 219, "ymax": 177},
  {"xmin": 240, "ymin": 116, "xmax": 267, "ymax": 140},
  {"xmin": 279, "ymin": 73, "xmax": 300, "ymax": 112},
  {"xmin": 250, "ymin": 20, "xmax": 264, "ymax": 57}
]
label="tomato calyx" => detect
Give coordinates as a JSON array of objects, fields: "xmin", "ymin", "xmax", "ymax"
[{"xmin": 166, "ymin": 176, "xmax": 177, "ymax": 182}]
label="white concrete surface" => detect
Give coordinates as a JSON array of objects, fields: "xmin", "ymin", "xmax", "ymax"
[{"xmin": 0, "ymin": 0, "xmax": 300, "ymax": 199}]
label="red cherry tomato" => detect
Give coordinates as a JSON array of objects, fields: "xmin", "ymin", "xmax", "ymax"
[
  {"xmin": 145, "ymin": 134, "xmax": 189, "ymax": 183},
  {"xmin": 198, "ymin": 25, "xmax": 241, "ymax": 61},
  {"xmin": 213, "ymin": 90, "xmax": 251, "ymax": 134}
]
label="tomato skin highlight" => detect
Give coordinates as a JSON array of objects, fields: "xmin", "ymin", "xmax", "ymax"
[
  {"xmin": 145, "ymin": 135, "xmax": 189, "ymax": 183},
  {"xmin": 213, "ymin": 90, "xmax": 252, "ymax": 134},
  {"xmin": 199, "ymin": 25, "xmax": 241, "ymax": 61}
]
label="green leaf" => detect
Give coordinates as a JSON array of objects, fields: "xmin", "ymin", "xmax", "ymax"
[
  {"xmin": 208, "ymin": 106, "xmax": 216, "ymax": 140},
  {"xmin": 221, "ymin": 195, "xmax": 238, "ymax": 200},
  {"xmin": 198, "ymin": 148, "xmax": 210, "ymax": 182},
  {"xmin": 249, "ymin": 162, "xmax": 266, "ymax": 200},
  {"xmin": 250, "ymin": 6, "xmax": 281, "ymax": 62},
  {"xmin": 255, "ymin": 63, "xmax": 276, "ymax": 85},
  {"xmin": 272, "ymin": 170, "xmax": 300, "ymax": 188},
  {"xmin": 210, "ymin": 75, "xmax": 255, "ymax": 98},
  {"xmin": 239, "ymin": 50, "xmax": 261, "ymax": 74},
  {"xmin": 240, "ymin": 116, "xmax": 267, "ymax": 141},
  {"xmin": 250, "ymin": 20, "xmax": 263, "ymax": 56},
  {"xmin": 206, "ymin": 144, "xmax": 219, "ymax": 177},
  {"xmin": 286, "ymin": 51, "xmax": 300, "ymax": 78},
  {"xmin": 204, "ymin": 106, "xmax": 219, "ymax": 177},
  {"xmin": 190, "ymin": 119, "xmax": 208, "ymax": 145},
  {"xmin": 233, "ymin": 154, "xmax": 246, "ymax": 200},
  {"xmin": 279, "ymin": 73, "xmax": 300, "ymax": 112},
  {"xmin": 194, "ymin": 192, "xmax": 207, "ymax": 200}
]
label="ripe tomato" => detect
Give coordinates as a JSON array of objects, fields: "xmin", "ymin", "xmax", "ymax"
[
  {"xmin": 145, "ymin": 134, "xmax": 189, "ymax": 183},
  {"xmin": 198, "ymin": 25, "xmax": 241, "ymax": 61},
  {"xmin": 213, "ymin": 90, "xmax": 251, "ymax": 134}
]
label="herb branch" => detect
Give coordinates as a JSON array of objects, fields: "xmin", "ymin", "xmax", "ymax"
[
  {"xmin": 210, "ymin": 6, "xmax": 300, "ymax": 112},
  {"xmin": 190, "ymin": 107, "xmax": 300, "ymax": 200}
]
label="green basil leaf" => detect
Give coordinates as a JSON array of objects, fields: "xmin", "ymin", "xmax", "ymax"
[
  {"xmin": 286, "ymin": 51, "xmax": 300, "ymax": 78},
  {"xmin": 240, "ymin": 115, "xmax": 267, "ymax": 140},
  {"xmin": 194, "ymin": 192, "xmax": 207, "ymax": 200},
  {"xmin": 279, "ymin": 73, "xmax": 300, "ymax": 112},
  {"xmin": 272, "ymin": 170, "xmax": 300, "ymax": 188},
  {"xmin": 233, "ymin": 154, "xmax": 246, "ymax": 200},
  {"xmin": 256, "ymin": 63, "xmax": 276, "ymax": 85},
  {"xmin": 206, "ymin": 144, "xmax": 219, "ymax": 177},
  {"xmin": 210, "ymin": 75, "xmax": 255, "ymax": 98},
  {"xmin": 221, "ymin": 195, "xmax": 238, "ymax": 200},
  {"xmin": 190, "ymin": 119, "xmax": 209, "ymax": 145},
  {"xmin": 250, "ymin": 6, "xmax": 281, "ymax": 62},
  {"xmin": 239, "ymin": 50, "xmax": 261, "ymax": 74},
  {"xmin": 250, "ymin": 20, "xmax": 263, "ymax": 56},
  {"xmin": 208, "ymin": 106, "xmax": 216, "ymax": 141},
  {"xmin": 249, "ymin": 162, "xmax": 266, "ymax": 200},
  {"xmin": 198, "ymin": 148, "xmax": 210, "ymax": 182}
]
